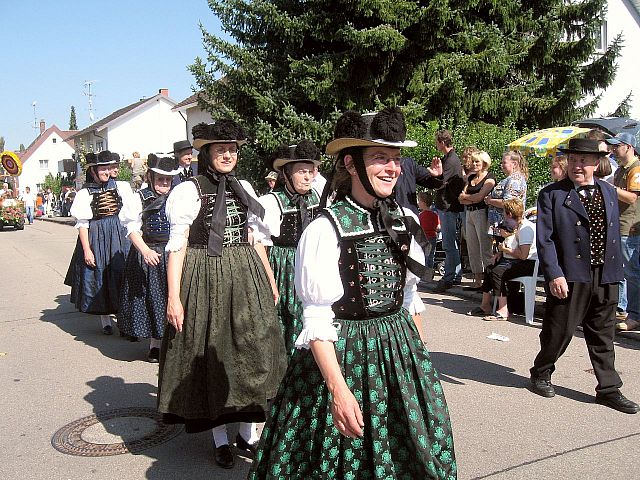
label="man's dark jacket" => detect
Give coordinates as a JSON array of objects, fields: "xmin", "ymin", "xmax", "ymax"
[
  {"xmin": 395, "ymin": 157, "xmax": 443, "ymax": 214},
  {"xmin": 536, "ymin": 177, "xmax": 623, "ymax": 284}
]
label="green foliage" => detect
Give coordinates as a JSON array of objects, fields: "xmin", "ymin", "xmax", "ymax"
[
  {"xmin": 42, "ymin": 173, "xmax": 63, "ymax": 197},
  {"xmin": 0, "ymin": 136, "xmax": 5, "ymax": 151},
  {"xmin": 69, "ymin": 106, "xmax": 78, "ymax": 130},
  {"xmin": 19, "ymin": 144, "xmax": 25, "ymax": 151},
  {"xmin": 117, "ymin": 161, "xmax": 132, "ymax": 182}
]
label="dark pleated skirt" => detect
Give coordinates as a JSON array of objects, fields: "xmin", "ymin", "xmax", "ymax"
[
  {"xmin": 117, "ymin": 243, "xmax": 168, "ymax": 339},
  {"xmin": 249, "ymin": 309, "xmax": 457, "ymax": 480},
  {"xmin": 157, "ymin": 244, "xmax": 287, "ymax": 433},
  {"xmin": 268, "ymin": 245, "xmax": 303, "ymax": 359},
  {"xmin": 64, "ymin": 215, "xmax": 130, "ymax": 315}
]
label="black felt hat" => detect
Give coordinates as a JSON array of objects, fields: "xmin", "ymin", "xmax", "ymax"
[
  {"xmin": 558, "ymin": 138, "xmax": 609, "ymax": 156},
  {"xmin": 171, "ymin": 140, "xmax": 193, "ymax": 154},
  {"xmin": 271, "ymin": 140, "xmax": 322, "ymax": 171},
  {"xmin": 85, "ymin": 150, "xmax": 119, "ymax": 166},
  {"xmin": 147, "ymin": 154, "xmax": 181, "ymax": 175},
  {"xmin": 192, "ymin": 120, "xmax": 247, "ymax": 150},
  {"xmin": 325, "ymin": 107, "xmax": 417, "ymax": 155}
]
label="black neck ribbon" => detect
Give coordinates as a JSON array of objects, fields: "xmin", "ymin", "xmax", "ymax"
[{"xmin": 205, "ymin": 166, "xmax": 265, "ymax": 256}]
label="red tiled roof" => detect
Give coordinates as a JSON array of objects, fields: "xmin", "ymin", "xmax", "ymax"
[{"xmin": 19, "ymin": 125, "xmax": 77, "ymax": 163}]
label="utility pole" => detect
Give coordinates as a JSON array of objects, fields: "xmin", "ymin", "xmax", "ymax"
[
  {"xmin": 32, "ymin": 101, "xmax": 38, "ymax": 134},
  {"xmin": 83, "ymin": 80, "xmax": 97, "ymax": 122}
]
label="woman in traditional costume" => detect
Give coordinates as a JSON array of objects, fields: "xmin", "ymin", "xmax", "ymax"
[
  {"xmin": 158, "ymin": 120, "xmax": 287, "ymax": 469},
  {"xmin": 249, "ymin": 108, "xmax": 457, "ymax": 479},
  {"xmin": 258, "ymin": 140, "xmax": 322, "ymax": 358},
  {"xmin": 64, "ymin": 151, "xmax": 132, "ymax": 334},
  {"xmin": 117, "ymin": 155, "xmax": 181, "ymax": 362}
]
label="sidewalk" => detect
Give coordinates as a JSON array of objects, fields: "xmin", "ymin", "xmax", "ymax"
[
  {"xmin": 37, "ymin": 214, "xmax": 76, "ymax": 226},
  {"xmin": 418, "ymin": 274, "xmax": 640, "ymax": 343}
]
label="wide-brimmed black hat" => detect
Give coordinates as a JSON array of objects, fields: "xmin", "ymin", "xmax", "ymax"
[
  {"xmin": 271, "ymin": 140, "xmax": 322, "ymax": 171},
  {"xmin": 325, "ymin": 107, "xmax": 417, "ymax": 155},
  {"xmin": 558, "ymin": 138, "xmax": 609, "ymax": 156},
  {"xmin": 85, "ymin": 150, "xmax": 119, "ymax": 167},
  {"xmin": 171, "ymin": 140, "xmax": 193, "ymax": 154},
  {"xmin": 192, "ymin": 120, "xmax": 247, "ymax": 150},
  {"xmin": 147, "ymin": 154, "xmax": 181, "ymax": 175}
]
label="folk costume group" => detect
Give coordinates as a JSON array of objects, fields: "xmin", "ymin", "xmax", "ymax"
[{"xmin": 63, "ymin": 108, "xmax": 457, "ymax": 478}]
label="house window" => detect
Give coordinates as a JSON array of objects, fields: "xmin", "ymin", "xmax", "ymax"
[
  {"xmin": 96, "ymin": 141, "xmax": 104, "ymax": 152},
  {"xmin": 52, "ymin": 138, "xmax": 57, "ymax": 144},
  {"xmin": 595, "ymin": 21, "xmax": 607, "ymax": 52},
  {"xmin": 39, "ymin": 160, "xmax": 49, "ymax": 169}
]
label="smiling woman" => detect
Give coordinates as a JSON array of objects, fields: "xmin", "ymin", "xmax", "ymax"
[{"xmin": 249, "ymin": 108, "xmax": 457, "ymax": 480}]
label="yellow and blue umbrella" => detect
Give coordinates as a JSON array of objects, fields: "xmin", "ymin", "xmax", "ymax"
[{"xmin": 508, "ymin": 126, "xmax": 591, "ymax": 157}]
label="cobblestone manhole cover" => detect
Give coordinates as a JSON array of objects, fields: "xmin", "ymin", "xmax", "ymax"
[{"xmin": 51, "ymin": 407, "xmax": 182, "ymax": 456}]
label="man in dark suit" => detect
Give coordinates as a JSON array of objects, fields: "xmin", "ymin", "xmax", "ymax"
[
  {"xmin": 171, "ymin": 140, "xmax": 196, "ymax": 186},
  {"xmin": 394, "ymin": 157, "xmax": 443, "ymax": 215},
  {"xmin": 529, "ymin": 138, "xmax": 638, "ymax": 414}
]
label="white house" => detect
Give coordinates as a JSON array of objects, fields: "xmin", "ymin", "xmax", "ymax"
[
  {"xmin": 592, "ymin": 0, "xmax": 640, "ymax": 118},
  {"xmin": 69, "ymin": 89, "xmax": 186, "ymax": 163},
  {"xmin": 17, "ymin": 121, "xmax": 76, "ymax": 194},
  {"xmin": 171, "ymin": 91, "xmax": 214, "ymax": 145}
]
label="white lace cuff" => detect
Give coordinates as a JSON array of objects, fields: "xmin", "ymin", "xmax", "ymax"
[
  {"xmin": 165, "ymin": 224, "xmax": 188, "ymax": 252},
  {"xmin": 294, "ymin": 308, "xmax": 339, "ymax": 349},
  {"xmin": 74, "ymin": 219, "xmax": 89, "ymax": 230}
]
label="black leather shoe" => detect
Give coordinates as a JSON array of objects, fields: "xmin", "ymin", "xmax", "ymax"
[
  {"xmin": 147, "ymin": 348, "xmax": 160, "ymax": 364},
  {"xmin": 214, "ymin": 445, "xmax": 234, "ymax": 469},
  {"xmin": 102, "ymin": 325, "xmax": 113, "ymax": 335},
  {"xmin": 235, "ymin": 433, "xmax": 257, "ymax": 455},
  {"xmin": 529, "ymin": 377, "xmax": 555, "ymax": 398},
  {"xmin": 432, "ymin": 281, "xmax": 453, "ymax": 294},
  {"xmin": 595, "ymin": 392, "xmax": 640, "ymax": 414}
]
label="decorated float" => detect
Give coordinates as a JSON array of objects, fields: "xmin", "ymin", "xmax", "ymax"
[{"xmin": 0, "ymin": 151, "xmax": 25, "ymax": 230}]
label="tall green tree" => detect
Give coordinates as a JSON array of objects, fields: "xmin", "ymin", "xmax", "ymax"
[
  {"xmin": 69, "ymin": 106, "xmax": 78, "ymax": 130},
  {"xmin": 191, "ymin": 0, "xmax": 620, "ymax": 178},
  {"xmin": 0, "ymin": 136, "xmax": 5, "ymax": 151}
]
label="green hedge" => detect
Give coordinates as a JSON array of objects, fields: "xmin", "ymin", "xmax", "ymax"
[{"xmin": 406, "ymin": 120, "xmax": 552, "ymax": 208}]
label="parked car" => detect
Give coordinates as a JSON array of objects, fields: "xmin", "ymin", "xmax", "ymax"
[{"xmin": 572, "ymin": 117, "xmax": 640, "ymax": 155}]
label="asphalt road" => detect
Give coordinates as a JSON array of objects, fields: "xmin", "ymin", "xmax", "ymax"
[{"xmin": 1, "ymin": 219, "xmax": 639, "ymax": 479}]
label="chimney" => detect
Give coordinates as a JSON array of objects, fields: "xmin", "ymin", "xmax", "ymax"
[
  {"xmin": 39, "ymin": 119, "xmax": 46, "ymax": 135},
  {"xmin": 159, "ymin": 88, "xmax": 169, "ymax": 97}
]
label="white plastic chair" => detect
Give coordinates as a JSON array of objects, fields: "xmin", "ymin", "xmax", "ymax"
[{"xmin": 492, "ymin": 258, "xmax": 540, "ymax": 325}]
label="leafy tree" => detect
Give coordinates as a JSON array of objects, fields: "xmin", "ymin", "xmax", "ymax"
[
  {"xmin": 43, "ymin": 173, "xmax": 63, "ymax": 197},
  {"xmin": 192, "ymin": 0, "xmax": 619, "ymax": 184},
  {"xmin": 69, "ymin": 106, "xmax": 78, "ymax": 130},
  {"xmin": 609, "ymin": 91, "xmax": 633, "ymax": 118},
  {"xmin": 19, "ymin": 144, "xmax": 25, "ymax": 151},
  {"xmin": 0, "ymin": 136, "xmax": 5, "ymax": 151}
]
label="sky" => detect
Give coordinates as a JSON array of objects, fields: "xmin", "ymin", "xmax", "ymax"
[{"xmin": 1, "ymin": 0, "xmax": 224, "ymax": 151}]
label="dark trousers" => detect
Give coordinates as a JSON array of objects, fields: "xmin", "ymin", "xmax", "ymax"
[
  {"xmin": 530, "ymin": 265, "xmax": 622, "ymax": 395},
  {"xmin": 481, "ymin": 258, "xmax": 535, "ymax": 297}
]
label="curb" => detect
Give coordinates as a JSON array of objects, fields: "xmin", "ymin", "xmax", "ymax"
[{"xmin": 38, "ymin": 216, "xmax": 76, "ymax": 226}]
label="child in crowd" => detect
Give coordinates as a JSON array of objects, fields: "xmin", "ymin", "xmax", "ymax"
[{"xmin": 417, "ymin": 190, "xmax": 440, "ymax": 281}]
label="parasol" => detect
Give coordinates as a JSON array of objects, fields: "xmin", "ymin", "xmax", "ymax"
[
  {"xmin": 1, "ymin": 151, "xmax": 22, "ymax": 176},
  {"xmin": 508, "ymin": 126, "xmax": 591, "ymax": 157}
]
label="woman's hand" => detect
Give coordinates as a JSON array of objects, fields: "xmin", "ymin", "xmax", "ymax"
[
  {"xmin": 331, "ymin": 386, "xmax": 364, "ymax": 438},
  {"xmin": 166, "ymin": 296, "xmax": 184, "ymax": 332},
  {"xmin": 83, "ymin": 249, "xmax": 96, "ymax": 268},
  {"xmin": 484, "ymin": 194, "xmax": 493, "ymax": 206},
  {"xmin": 142, "ymin": 248, "xmax": 161, "ymax": 266}
]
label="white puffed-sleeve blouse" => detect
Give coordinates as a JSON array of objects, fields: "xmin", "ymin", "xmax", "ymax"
[{"xmin": 294, "ymin": 208, "xmax": 426, "ymax": 349}]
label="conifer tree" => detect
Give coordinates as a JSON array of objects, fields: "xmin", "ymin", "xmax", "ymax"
[
  {"xmin": 191, "ymin": 0, "xmax": 620, "ymax": 157},
  {"xmin": 69, "ymin": 106, "xmax": 78, "ymax": 130}
]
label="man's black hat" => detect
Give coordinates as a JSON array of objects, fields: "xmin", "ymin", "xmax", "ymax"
[
  {"xmin": 558, "ymin": 138, "xmax": 609, "ymax": 156},
  {"xmin": 171, "ymin": 140, "xmax": 193, "ymax": 154}
]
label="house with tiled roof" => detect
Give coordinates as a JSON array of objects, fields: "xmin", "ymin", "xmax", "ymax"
[
  {"xmin": 68, "ymin": 88, "xmax": 185, "ymax": 162},
  {"xmin": 17, "ymin": 121, "xmax": 76, "ymax": 194},
  {"xmin": 591, "ymin": 0, "xmax": 640, "ymax": 117},
  {"xmin": 172, "ymin": 91, "xmax": 214, "ymax": 144}
]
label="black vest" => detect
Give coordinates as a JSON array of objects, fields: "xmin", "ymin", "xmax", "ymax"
[
  {"xmin": 322, "ymin": 197, "xmax": 409, "ymax": 320},
  {"xmin": 139, "ymin": 188, "xmax": 170, "ymax": 245},
  {"xmin": 87, "ymin": 180, "xmax": 122, "ymax": 219},
  {"xmin": 269, "ymin": 189, "xmax": 320, "ymax": 247},
  {"xmin": 186, "ymin": 175, "xmax": 249, "ymax": 247}
]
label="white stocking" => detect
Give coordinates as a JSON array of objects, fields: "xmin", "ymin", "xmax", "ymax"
[
  {"xmin": 211, "ymin": 425, "xmax": 229, "ymax": 447},
  {"xmin": 238, "ymin": 422, "xmax": 259, "ymax": 445}
]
